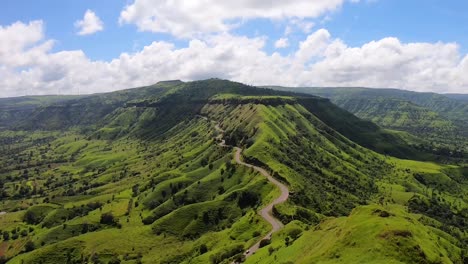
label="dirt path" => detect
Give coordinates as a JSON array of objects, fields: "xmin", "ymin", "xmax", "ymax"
[{"xmin": 211, "ymin": 119, "xmax": 289, "ymax": 260}]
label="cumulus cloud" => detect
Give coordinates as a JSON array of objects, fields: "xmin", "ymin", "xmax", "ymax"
[
  {"xmin": 0, "ymin": 20, "xmax": 54, "ymax": 67},
  {"xmin": 295, "ymin": 29, "xmax": 331, "ymax": 62},
  {"xmin": 119, "ymin": 0, "xmax": 348, "ymax": 37},
  {"xmin": 75, "ymin": 10, "xmax": 104, "ymax": 36},
  {"xmin": 275, "ymin": 38, "xmax": 289, "ymax": 49},
  {"xmin": 0, "ymin": 20, "xmax": 467, "ymax": 98}
]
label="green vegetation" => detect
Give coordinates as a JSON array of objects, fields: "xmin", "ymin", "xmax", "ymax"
[
  {"xmin": 269, "ymin": 86, "xmax": 468, "ymax": 160},
  {"xmin": 0, "ymin": 95, "xmax": 83, "ymax": 130},
  {"xmin": 0, "ymin": 79, "xmax": 466, "ymax": 263}
]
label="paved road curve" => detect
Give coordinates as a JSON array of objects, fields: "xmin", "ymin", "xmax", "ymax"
[{"xmin": 211, "ymin": 119, "xmax": 289, "ymax": 261}]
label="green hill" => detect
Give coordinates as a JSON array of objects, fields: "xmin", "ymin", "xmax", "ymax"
[
  {"xmin": 268, "ymin": 86, "xmax": 468, "ymax": 159},
  {"xmin": 0, "ymin": 80, "xmax": 466, "ymax": 264},
  {"xmin": 0, "ymin": 95, "xmax": 83, "ymax": 130}
]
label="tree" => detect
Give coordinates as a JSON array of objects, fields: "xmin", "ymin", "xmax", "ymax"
[
  {"xmin": 202, "ymin": 212, "xmax": 210, "ymax": 224},
  {"xmin": 24, "ymin": 210, "xmax": 38, "ymax": 225},
  {"xmin": 81, "ymin": 223, "xmax": 89, "ymax": 234},
  {"xmin": 199, "ymin": 244, "xmax": 208, "ymax": 254},
  {"xmin": 100, "ymin": 212, "xmax": 116, "ymax": 225},
  {"xmin": 237, "ymin": 191, "xmax": 259, "ymax": 208},
  {"xmin": 24, "ymin": 241, "xmax": 35, "ymax": 252},
  {"xmin": 20, "ymin": 229, "xmax": 28, "ymax": 237},
  {"xmin": 2, "ymin": 231, "xmax": 9, "ymax": 240},
  {"xmin": 132, "ymin": 184, "xmax": 139, "ymax": 197},
  {"xmin": 259, "ymin": 238, "xmax": 271, "ymax": 248}
]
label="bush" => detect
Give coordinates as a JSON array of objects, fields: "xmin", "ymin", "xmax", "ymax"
[
  {"xmin": 259, "ymin": 238, "xmax": 271, "ymax": 248},
  {"xmin": 237, "ymin": 191, "xmax": 259, "ymax": 208},
  {"xmin": 23, "ymin": 210, "xmax": 39, "ymax": 225},
  {"xmin": 199, "ymin": 244, "xmax": 208, "ymax": 254},
  {"xmin": 2, "ymin": 231, "xmax": 9, "ymax": 240},
  {"xmin": 288, "ymin": 228, "xmax": 303, "ymax": 240},
  {"xmin": 20, "ymin": 229, "xmax": 28, "ymax": 237},
  {"xmin": 24, "ymin": 241, "xmax": 35, "ymax": 252},
  {"xmin": 100, "ymin": 212, "xmax": 117, "ymax": 225},
  {"xmin": 142, "ymin": 215, "xmax": 155, "ymax": 225}
]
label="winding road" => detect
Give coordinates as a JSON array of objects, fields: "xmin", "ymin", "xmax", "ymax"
[{"xmin": 211, "ymin": 118, "xmax": 289, "ymax": 260}]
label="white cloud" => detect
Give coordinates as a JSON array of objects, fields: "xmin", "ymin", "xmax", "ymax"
[
  {"xmin": 119, "ymin": 0, "xmax": 348, "ymax": 37},
  {"xmin": 75, "ymin": 10, "xmax": 104, "ymax": 36},
  {"xmin": 0, "ymin": 21, "xmax": 467, "ymax": 98},
  {"xmin": 275, "ymin": 38, "xmax": 289, "ymax": 49},
  {"xmin": 0, "ymin": 20, "xmax": 54, "ymax": 67},
  {"xmin": 295, "ymin": 29, "xmax": 331, "ymax": 62}
]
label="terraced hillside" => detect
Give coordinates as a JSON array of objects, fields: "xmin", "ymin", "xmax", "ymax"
[{"xmin": 0, "ymin": 80, "xmax": 466, "ymax": 263}]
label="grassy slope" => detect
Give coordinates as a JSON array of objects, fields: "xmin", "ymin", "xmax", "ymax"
[
  {"xmin": 0, "ymin": 95, "xmax": 83, "ymax": 129},
  {"xmin": 269, "ymin": 86, "xmax": 468, "ymax": 157},
  {"xmin": 2, "ymin": 116, "xmax": 276, "ymax": 264},
  {"xmin": 203, "ymin": 95, "xmax": 467, "ymax": 263},
  {"xmin": 247, "ymin": 204, "xmax": 461, "ymax": 264}
]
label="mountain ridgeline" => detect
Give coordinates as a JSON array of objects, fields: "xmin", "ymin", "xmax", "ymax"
[
  {"xmin": 0, "ymin": 79, "xmax": 466, "ymax": 264},
  {"xmin": 268, "ymin": 86, "xmax": 468, "ymax": 160}
]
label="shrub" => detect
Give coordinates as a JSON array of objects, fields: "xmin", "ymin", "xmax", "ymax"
[
  {"xmin": 288, "ymin": 228, "xmax": 303, "ymax": 240},
  {"xmin": 2, "ymin": 231, "xmax": 9, "ymax": 240},
  {"xmin": 199, "ymin": 244, "xmax": 208, "ymax": 254},
  {"xmin": 100, "ymin": 212, "xmax": 117, "ymax": 225},
  {"xmin": 259, "ymin": 238, "xmax": 271, "ymax": 248},
  {"xmin": 237, "ymin": 191, "xmax": 259, "ymax": 208},
  {"xmin": 20, "ymin": 229, "xmax": 28, "ymax": 237},
  {"xmin": 24, "ymin": 241, "xmax": 35, "ymax": 252},
  {"xmin": 24, "ymin": 210, "xmax": 39, "ymax": 225}
]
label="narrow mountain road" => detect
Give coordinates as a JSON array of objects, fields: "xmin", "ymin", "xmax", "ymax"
[{"xmin": 211, "ymin": 119, "xmax": 289, "ymax": 261}]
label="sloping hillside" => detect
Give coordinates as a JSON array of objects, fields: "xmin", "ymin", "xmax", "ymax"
[
  {"xmin": 0, "ymin": 95, "xmax": 82, "ymax": 129},
  {"xmin": 269, "ymin": 86, "xmax": 468, "ymax": 159}
]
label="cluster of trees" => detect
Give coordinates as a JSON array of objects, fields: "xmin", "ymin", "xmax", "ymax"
[
  {"xmin": 237, "ymin": 191, "xmax": 259, "ymax": 208},
  {"xmin": 1, "ymin": 226, "xmax": 34, "ymax": 241}
]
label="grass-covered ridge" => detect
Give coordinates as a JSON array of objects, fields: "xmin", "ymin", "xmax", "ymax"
[
  {"xmin": 0, "ymin": 79, "xmax": 466, "ymax": 263},
  {"xmin": 269, "ymin": 86, "xmax": 468, "ymax": 159}
]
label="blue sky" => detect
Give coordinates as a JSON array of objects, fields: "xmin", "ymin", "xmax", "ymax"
[{"xmin": 0, "ymin": 0, "xmax": 467, "ymax": 97}]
